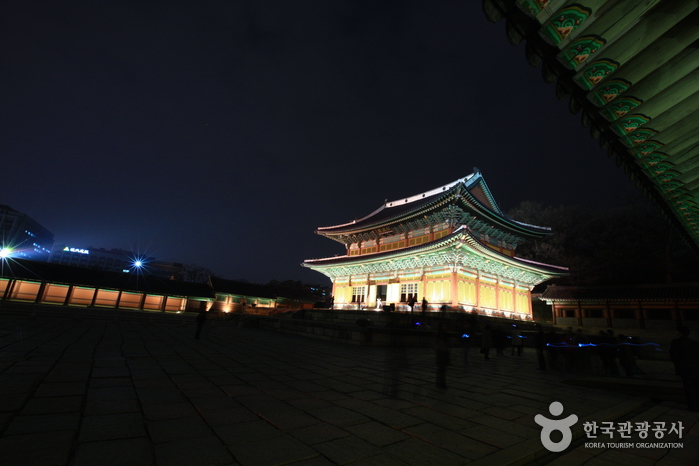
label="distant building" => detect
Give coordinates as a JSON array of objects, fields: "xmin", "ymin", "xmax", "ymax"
[
  {"xmin": 0, "ymin": 260, "xmax": 318, "ymax": 314},
  {"xmin": 50, "ymin": 245, "xmax": 148, "ymax": 273},
  {"xmin": 303, "ymin": 170, "xmax": 568, "ymax": 318},
  {"xmin": 209, "ymin": 276, "xmax": 318, "ymax": 313},
  {"xmin": 49, "ymin": 245, "xmax": 182, "ymax": 279},
  {"xmin": 0, "ymin": 205, "xmax": 54, "ymax": 262}
]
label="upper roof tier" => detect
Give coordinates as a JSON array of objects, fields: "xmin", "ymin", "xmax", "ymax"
[{"xmin": 316, "ymin": 170, "xmax": 552, "ymax": 243}]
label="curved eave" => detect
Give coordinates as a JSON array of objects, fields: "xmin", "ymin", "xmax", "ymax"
[
  {"xmin": 315, "ymin": 178, "xmax": 552, "ymax": 241},
  {"xmin": 304, "ymin": 226, "xmax": 568, "ymax": 276},
  {"xmin": 316, "ymin": 174, "xmax": 476, "ymax": 234},
  {"xmin": 482, "ymin": 0, "xmax": 699, "ymax": 253}
]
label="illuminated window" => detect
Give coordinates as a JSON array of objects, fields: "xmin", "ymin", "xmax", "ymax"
[
  {"xmin": 351, "ymin": 286, "xmax": 366, "ymax": 303},
  {"xmin": 400, "ymin": 283, "xmax": 418, "ymax": 302}
]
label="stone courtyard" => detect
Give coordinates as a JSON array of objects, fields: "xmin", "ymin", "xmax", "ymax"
[{"xmin": 0, "ymin": 306, "xmax": 696, "ymax": 465}]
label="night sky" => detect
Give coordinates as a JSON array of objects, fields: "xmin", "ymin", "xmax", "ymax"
[{"xmin": 1, "ymin": 1, "xmax": 640, "ymax": 285}]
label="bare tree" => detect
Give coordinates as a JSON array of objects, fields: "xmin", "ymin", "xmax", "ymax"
[
  {"xmin": 175, "ymin": 264, "xmax": 215, "ymax": 283},
  {"xmin": 507, "ymin": 197, "xmax": 699, "ymax": 286}
]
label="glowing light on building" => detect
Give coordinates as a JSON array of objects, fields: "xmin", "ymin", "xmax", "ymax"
[{"xmin": 64, "ymin": 246, "xmax": 89, "ymax": 254}]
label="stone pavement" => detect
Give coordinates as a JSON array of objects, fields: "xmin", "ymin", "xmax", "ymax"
[{"xmin": 0, "ymin": 308, "xmax": 697, "ymax": 466}]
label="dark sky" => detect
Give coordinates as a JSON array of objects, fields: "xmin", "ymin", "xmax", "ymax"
[{"xmin": 1, "ymin": 1, "xmax": 639, "ymax": 285}]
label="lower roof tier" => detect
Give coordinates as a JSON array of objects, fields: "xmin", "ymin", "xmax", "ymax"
[{"xmin": 303, "ymin": 226, "xmax": 567, "ymax": 287}]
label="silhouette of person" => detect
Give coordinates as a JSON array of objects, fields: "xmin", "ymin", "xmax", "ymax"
[
  {"xmin": 195, "ymin": 302, "xmax": 207, "ymax": 340},
  {"xmin": 421, "ymin": 297, "xmax": 428, "ymax": 315},
  {"xmin": 546, "ymin": 329, "xmax": 561, "ymax": 370},
  {"xmin": 494, "ymin": 327, "xmax": 505, "ymax": 356},
  {"xmin": 434, "ymin": 322, "xmax": 450, "ymax": 388},
  {"xmin": 461, "ymin": 318, "xmax": 474, "ymax": 367},
  {"xmin": 617, "ymin": 334, "xmax": 635, "ymax": 377},
  {"xmin": 670, "ymin": 325, "xmax": 699, "ymax": 411},
  {"xmin": 384, "ymin": 313, "xmax": 408, "ymax": 396},
  {"xmin": 534, "ymin": 324, "xmax": 547, "ymax": 370},
  {"xmin": 597, "ymin": 330, "xmax": 619, "ymax": 376},
  {"xmin": 481, "ymin": 325, "xmax": 492, "ymax": 360},
  {"xmin": 408, "ymin": 295, "xmax": 417, "ymax": 314},
  {"xmin": 573, "ymin": 329, "xmax": 591, "ymax": 373}
]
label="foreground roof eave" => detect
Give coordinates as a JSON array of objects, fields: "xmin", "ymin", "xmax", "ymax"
[{"xmin": 482, "ymin": 0, "xmax": 699, "ymax": 254}]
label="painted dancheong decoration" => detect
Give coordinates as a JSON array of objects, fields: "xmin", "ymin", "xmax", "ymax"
[{"xmin": 539, "ymin": 5, "xmax": 592, "ymax": 45}]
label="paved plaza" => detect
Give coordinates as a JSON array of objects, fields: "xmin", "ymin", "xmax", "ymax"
[{"xmin": 0, "ymin": 307, "xmax": 697, "ymax": 465}]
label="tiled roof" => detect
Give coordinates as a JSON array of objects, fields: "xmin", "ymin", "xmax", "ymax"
[
  {"xmin": 316, "ymin": 171, "xmax": 550, "ymax": 236},
  {"xmin": 317, "ymin": 175, "xmax": 473, "ymax": 234},
  {"xmin": 540, "ymin": 284, "xmax": 699, "ymax": 302}
]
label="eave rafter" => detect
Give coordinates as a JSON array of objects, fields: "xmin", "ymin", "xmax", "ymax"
[
  {"xmin": 310, "ymin": 248, "xmax": 549, "ymax": 286},
  {"xmin": 343, "ymin": 202, "xmax": 525, "ymax": 249},
  {"xmin": 306, "ymin": 232, "xmax": 561, "ymax": 286},
  {"xmin": 483, "ymin": 0, "xmax": 699, "ymax": 252}
]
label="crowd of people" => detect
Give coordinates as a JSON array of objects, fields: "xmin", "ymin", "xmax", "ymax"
[{"xmin": 384, "ymin": 316, "xmax": 661, "ymax": 396}]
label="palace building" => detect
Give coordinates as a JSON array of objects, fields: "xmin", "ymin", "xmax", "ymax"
[{"xmin": 303, "ymin": 170, "xmax": 568, "ymax": 319}]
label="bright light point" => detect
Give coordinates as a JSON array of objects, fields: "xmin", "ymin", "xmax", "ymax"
[
  {"xmin": 0, "ymin": 248, "xmax": 11, "ymax": 259},
  {"xmin": 134, "ymin": 261, "xmax": 143, "ymax": 267}
]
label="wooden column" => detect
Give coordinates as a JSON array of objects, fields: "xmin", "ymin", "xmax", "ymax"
[
  {"xmin": 637, "ymin": 301, "xmax": 645, "ymax": 330},
  {"xmin": 3, "ymin": 279, "xmax": 16, "ymax": 300},
  {"xmin": 672, "ymin": 300, "xmax": 680, "ymax": 324},
  {"xmin": 605, "ymin": 300, "xmax": 612, "ymax": 328},
  {"xmin": 576, "ymin": 301, "xmax": 583, "ymax": 327},
  {"xmin": 115, "ymin": 290, "xmax": 123, "ymax": 309},
  {"xmin": 450, "ymin": 270, "xmax": 458, "ymax": 309},
  {"xmin": 34, "ymin": 282, "xmax": 48, "ymax": 304},
  {"xmin": 495, "ymin": 279, "xmax": 500, "ymax": 313},
  {"xmin": 475, "ymin": 273, "xmax": 481, "ymax": 312},
  {"xmin": 63, "ymin": 285, "xmax": 74, "ymax": 306},
  {"xmin": 89, "ymin": 288, "xmax": 99, "ymax": 308}
]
